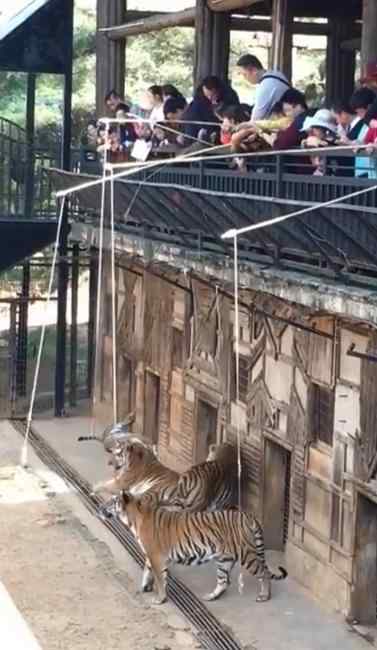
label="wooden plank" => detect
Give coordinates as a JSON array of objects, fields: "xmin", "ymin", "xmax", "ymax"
[
  {"xmin": 326, "ymin": 16, "xmax": 356, "ymax": 106},
  {"xmin": 96, "ymin": 0, "xmax": 126, "ymax": 113},
  {"xmin": 361, "ymin": 0, "xmax": 377, "ymax": 69},
  {"xmin": 208, "ymin": 0, "xmax": 260, "ymax": 11},
  {"xmin": 106, "ymin": 12, "xmax": 334, "ymax": 38},
  {"xmin": 271, "ymin": 0, "xmax": 293, "ymax": 80},
  {"xmin": 351, "ymin": 493, "xmax": 377, "ymax": 624},
  {"xmin": 101, "ymin": 8, "xmax": 195, "ymax": 39},
  {"xmin": 359, "ymin": 333, "xmax": 377, "ymax": 477}
]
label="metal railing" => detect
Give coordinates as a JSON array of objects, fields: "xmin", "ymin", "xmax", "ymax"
[{"xmin": 0, "ymin": 117, "xmax": 82, "ymax": 220}]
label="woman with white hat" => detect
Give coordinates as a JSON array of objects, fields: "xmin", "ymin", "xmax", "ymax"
[{"xmin": 301, "ymin": 109, "xmax": 339, "ymax": 176}]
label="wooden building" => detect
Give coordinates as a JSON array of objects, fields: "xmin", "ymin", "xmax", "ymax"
[
  {"xmin": 96, "ymin": 0, "xmax": 373, "ymax": 111},
  {"xmin": 51, "ymin": 0, "xmax": 377, "ymax": 629}
]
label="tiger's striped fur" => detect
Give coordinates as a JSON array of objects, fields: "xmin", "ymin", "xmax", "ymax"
[
  {"xmin": 114, "ymin": 491, "xmax": 287, "ymax": 605},
  {"xmin": 167, "ymin": 442, "xmax": 240, "ymax": 512},
  {"xmin": 93, "ymin": 439, "xmax": 179, "ymax": 506}
]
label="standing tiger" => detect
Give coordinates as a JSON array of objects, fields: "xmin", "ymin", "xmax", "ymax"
[
  {"xmin": 167, "ymin": 442, "xmax": 241, "ymax": 512},
  {"xmin": 109, "ymin": 490, "xmax": 287, "ymax": 605}
]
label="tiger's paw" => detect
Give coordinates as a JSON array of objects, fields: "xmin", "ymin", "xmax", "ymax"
[
  {"xmin": 152, "ymin": 595, "xmax": 167, "ymax": 605},
  {"xmin": 256, "ymin": 594, "xmax": 270, "ymax": 603},
  {"xmin": 202, "ymin": 589, "xmax": 225, "ymax": 602}
]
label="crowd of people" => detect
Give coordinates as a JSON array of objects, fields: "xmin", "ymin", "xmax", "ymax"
[{"xmin": 82, "ymin": 55, "xmax": 377, "ymax": 177}]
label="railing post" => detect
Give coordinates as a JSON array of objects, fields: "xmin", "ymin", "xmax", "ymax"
[
  {"xmin": 8, "ymin": 302, "xmax": 18, "ymax": 417},
  {"xmin": 24, "ymin": 73, "xmax": 36, "ymax": 218},
  {"xmin": 275, "ymin": 152, "xmax": 283, "ymax": 197},
  {"xmin": 16, "ymin": 262, "xmax": 30, "ymax": 398},
  {"xmin": 87, "ymin": 246, "xmax": 98, "ymax": 398},
  {"xmin": 69, "ymin": 244, "xmax": 79, "ymax": 407},
  {"xmin": 55, "ymin": 0, "xmax": 73, "ymax": 416},
  {"xmin": 199, "ymin": 159, "xmax": 205, "ymax": 189}
]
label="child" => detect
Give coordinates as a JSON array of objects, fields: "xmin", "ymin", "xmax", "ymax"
[{"xmin": 218, "ymin": 104, "xmax": 251, "ymax": 145}]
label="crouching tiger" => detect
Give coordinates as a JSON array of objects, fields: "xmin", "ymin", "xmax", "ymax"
[{"xmin": 109, "ymin": 491, "xmax": 287, "ymax": 605}]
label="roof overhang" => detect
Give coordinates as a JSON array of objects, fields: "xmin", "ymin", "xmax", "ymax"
[{"xmin": 0, "ymin": 0, "xmax": 73, "ymax": 74}]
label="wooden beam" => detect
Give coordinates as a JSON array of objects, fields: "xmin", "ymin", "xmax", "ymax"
[
  {"xmin": 100, "ymin": 8, "xmax": 196, "ymax": 39},
  {"xmin": 212, "ymin": 11, "xmax": 231, "ymax": 81},
  {"xmin": 194, "ymin": 0, "xmax": 230, "ymax": 83},
  {"xmin": 104, "ymin": 11, "xmax": 338, "ymax": 40},
  {"xmin": 96, "ymin": 0, "xmax": 126, "ymax": 114},
  {"xmin": 195, "ymin": 0, "xmax": 212, "ymax": 83},
  {"xmin": 361, "ymin": 0, "xmax": 377, "ymax": 69},
  {"xmin": 326, "ymin": 16, "xmax": 356, "ymax": 105},
  {"xmin": 207, "ymin": 0, "xmax": 260, "ymax": 11},
  {"xmin": 271, "ymin": 0, "xmax": 292, "ymax": 80}
]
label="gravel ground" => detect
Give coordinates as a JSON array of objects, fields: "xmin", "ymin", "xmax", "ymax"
[{"xmin": 0, "ymin": 460, "xmax": 200, "ymax": 650}]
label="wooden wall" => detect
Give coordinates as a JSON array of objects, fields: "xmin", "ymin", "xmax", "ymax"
[{"xmin": 97, "ymin": 258, "xmax": 377, "ymax": 616}]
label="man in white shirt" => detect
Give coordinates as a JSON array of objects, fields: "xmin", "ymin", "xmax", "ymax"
[{"xmin": 236, "ymin": 54, "xmax": 290, "ymax": 121}]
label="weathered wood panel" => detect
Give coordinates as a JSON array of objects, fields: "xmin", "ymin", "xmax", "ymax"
[
  {"xmin": 359, "ymin": 332, "xmax": 377, "ymax": 478},
  {"xmin": 291, "ymin": 446, "xmax": 306, "ymax": 519}
]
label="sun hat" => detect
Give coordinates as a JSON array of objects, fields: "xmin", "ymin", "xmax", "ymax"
[{"xmin": 301, "ymin": 108, "xmax": 338, "ymax": 135}]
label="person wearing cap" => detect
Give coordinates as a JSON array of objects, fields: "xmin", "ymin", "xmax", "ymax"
[{"xmin": 301, "ymin": 109, "xmax": 339, "ymax": 176}]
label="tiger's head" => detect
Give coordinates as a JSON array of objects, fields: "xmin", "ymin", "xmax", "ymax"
[
  {"xmin": 108, "ymin": 437, "xmax": 156, "ymax": 471},
  {"xmin": 114, "ymin": 490, "xmax": 152, "ymax": 527}
]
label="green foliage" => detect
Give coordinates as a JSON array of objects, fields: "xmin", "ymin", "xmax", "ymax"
[{"xmin": 126, "ymin": 29, "xmax": 194, "ymax": 100}]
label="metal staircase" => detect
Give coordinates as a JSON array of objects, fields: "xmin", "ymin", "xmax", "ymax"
[{"xmin": 0, "ymin": 116, "xmax": 59, "ymax": 273}]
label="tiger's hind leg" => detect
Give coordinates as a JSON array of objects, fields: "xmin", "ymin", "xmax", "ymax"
[
  {"xmin": 203, "ymin": 557, "xmax": 235, "ymax": 601},
  {"xmin": 141, "ymin": 560, "xmax": 154, "ymax": 593},
  {"xmin": 256, "ymin": 574, "xmax": 271, "ymax": 603},
  {"xmin": 242, "ymin": 549, "xmax": 271, "ymax": 602}
]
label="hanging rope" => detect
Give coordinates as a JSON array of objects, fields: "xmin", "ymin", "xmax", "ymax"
[
  {"xmin": 56, "ymin": 142, "xmax": 376, "ymax": 200},
  {"xmin": 110, "ymin": 166, "xmax": 118, "ymax": 425},
  {"xmin": 21, "ymin": 196, "xmax": 67, "ymax": 467},
  {"xmin": 89, "ymin": 124, "xmax": 109, "ymax": 438},
  {"xmin": 232, "ymin": 234, "xmax": 245, "ymax": 594},
  {"xmin": 221, "ymin": 182, "xmax": 377, "ymax": 239}
]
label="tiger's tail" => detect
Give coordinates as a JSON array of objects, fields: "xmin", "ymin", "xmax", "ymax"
[{"xmin": 77, "ymin": 435, "xmax": 102, "ymax": 443}]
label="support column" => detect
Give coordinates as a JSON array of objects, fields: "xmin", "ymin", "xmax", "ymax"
[
  {"xmin": 24, "ymin": 74, "xmax": 36, "ymax": 218},
  {"xmin": 212, "ymin": 12, "xmax": 231, "ymax": 81},
  {"xmin": 194, "ymin": 0, "xmax": 230, "ymax": 85},
  {"xmin": 9, "ymin": 302, "xmax": 18, "ymax": 417},
  {"xmin": 361, "ymin": 0, "xmax": 377, "ymax": 72},
  {"xmin": 87, "ymin": 246, "xmax": 98, "ymax": 398},
  {"xmin": 326, "ymin": 16, "xmax": 356, "ymax": 105},
  {"xmin": 55, "ymin": 0, "xmax": 73, "ymax": 417},
  {"xmin": 96, "ymin": 0, "xmax": 126, "ymax": 114},
  {"xmin": 16, "ymin": 263, "xmax": 30, "ymax": 398},
  {"xmin": 69, "ymin": 244, "xmax": 79, "ymax": 407},
  {"xmin": 271, "ymin": 0, "xmax": 293, "ymax": 80}
]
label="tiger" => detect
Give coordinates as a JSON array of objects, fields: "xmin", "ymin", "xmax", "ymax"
[
  {"xmin": 93, "ymin": 438, "xmax": 179, "ymax": 507},
  {"xmin": 108, "ymin": 490, "xmax": 287, "ymax": 605},
  {"xmin": 166, "ymin": 442, "xmax": 241, "ymax": 512}
]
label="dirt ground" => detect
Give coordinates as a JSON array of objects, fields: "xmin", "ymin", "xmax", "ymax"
[{"xmin": 0, "ymin": 443, "xmax": 200, "ymax": 650}]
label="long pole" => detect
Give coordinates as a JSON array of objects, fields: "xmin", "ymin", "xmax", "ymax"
[{"xmin": 55, "ymin": 0, "xmax": 73, "ymax": 416}]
